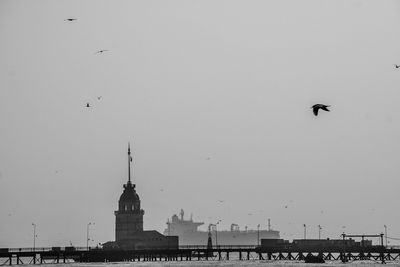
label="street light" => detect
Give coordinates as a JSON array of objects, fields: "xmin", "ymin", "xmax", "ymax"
[
  {"xmin": 215, "ymin": 220, "xmax": 221, "ymax": 248},
  {"xmin": 208, "ymin": 224, "xmax": 216, "ymax": 248},
  {"xmin": 318, "ymin": 225, "xmax": 322, "ymax": 240},
  {"xmin": 303, "ymin": 224, "xmax": 307, "ymax": 240},
  {"xmin": 257, "ymin": 224, "xmax": 260, "ymax": 246},
  {"xmin": 384, "ymin": 225, "xmax": 388, "ymax": 248},
  {"xmin": 167, "ymin": 219, "xmax": 171, "ymax": 249},
  {"xmin": 32, "ymin": 223, "xmax": 36, "ymax": 251},
  {"xmin": 87, "ymin": 222, "xmax": 95, "ymax": 250}
]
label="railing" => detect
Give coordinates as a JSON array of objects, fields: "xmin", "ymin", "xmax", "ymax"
[
  {"xmin": 1, "ymin": 245, "xmax": 257, "ymax": 253},
  {"xmin": 5, "ymin": 247, "xmax": 94, "ymax": 253},
  {"xmin": 6, "ymin": 244, "xmax": 396, "ymax": 253},
  {"xmin": 179, "ymin": 245, "xmax": 257, "ymax": 250}
]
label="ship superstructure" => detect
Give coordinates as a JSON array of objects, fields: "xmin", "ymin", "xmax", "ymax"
[{"xmin": 164, "ymin": 209, "xmax": 280, "ymax": 246}]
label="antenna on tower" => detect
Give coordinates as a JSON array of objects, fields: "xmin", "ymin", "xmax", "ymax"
[{"xmin": 128, "ymin": 142, "xmax": 132, "ymax": 184}]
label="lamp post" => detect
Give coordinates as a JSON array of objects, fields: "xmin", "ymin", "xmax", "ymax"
[
  {"xmin": 384, "ymin": 225, "xmax": 387, "ymax": 248},
  {"xmin": 86, "ymin": 222, "xmax": 95, "ymax": 250},
  {"xmin": 318, "ymin": 225, "xmax": 322, "ymax": 240},
  {"xmin": 209, "ymin": 224, "xmax": 216, "ymax": 248},
  {"xmin": 257, "ymin": 224, "xmax": 260, "ymax": 246},
  {"xmin": 303, "ymin": 224, "xmax": 307, "ymax": 240},
  {"xmin": 215, "ymin": 220, "xmax": 221, "ymax": 248},
  {"xmin": 167, "ymin": 219, "xmax": 170, "ymax": 249},
  {"xmin": 32, "ymin": 223, "xmax": 36, "ymax": 251}
]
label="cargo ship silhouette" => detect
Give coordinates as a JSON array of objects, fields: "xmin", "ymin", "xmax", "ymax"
[{"xmin": 164, "ymin": 209, "xmax": 280, "ymax": 246}]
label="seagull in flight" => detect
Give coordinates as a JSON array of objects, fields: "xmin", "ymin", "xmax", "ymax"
[
  {"xmin": 394, "ymin": 64, "xmax": 400, "ymax": 69},
  {"xmin": 86, "ymin": 103, "xmax": 91, "ymax": 108},
  {"xmin": 311, "ymin": 104, "xmax": 330, "ymax": 116},
  {"xmin": 64, "ymin": 18, "xmax": 77, "ymax": 22},
  {"xmin": 95, "ymin": 50, "xmax": 109, "ymax": 54}
]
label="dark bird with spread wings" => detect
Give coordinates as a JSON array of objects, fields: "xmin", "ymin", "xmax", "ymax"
[
  {"xmin": 64, "ymin": 18, "xmax": 77, "ymax": 22},
  {"xmin": 95, "ymin": 50, "xmax": 109, "ymax": 54},
  {"xmin": 311, "ymin": 104, "xmax": 330, "ymax": 116},
  {"xmin": 394, "ymin": 64, "xmax": 400, "ymax": 69},
  {"xmin": 86, "ymin": 103, "xmax": 91, "ymax": 108}
]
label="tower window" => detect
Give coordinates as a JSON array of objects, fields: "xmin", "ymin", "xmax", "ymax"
[
  {"xmin": 131, "ymin": 204, "xmax": 134, "ymax": 211},
  {"xmin": 125, "ymin": 205, "xmax": 128, "ymax": 211}
]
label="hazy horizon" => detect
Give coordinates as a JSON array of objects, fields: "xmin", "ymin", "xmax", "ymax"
[{"xmin": 1, "ymin": 0, "xmax": 400, "ymax": 248}]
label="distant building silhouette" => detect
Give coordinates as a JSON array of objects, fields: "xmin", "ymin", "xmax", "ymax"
[{"xmin": 103, "ymin": 144, "xmax": 178, "ymax": 250}]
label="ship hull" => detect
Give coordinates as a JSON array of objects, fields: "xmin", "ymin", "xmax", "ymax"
[{"xmin": 173, "ymin": 230, "xmax": 280, "ymax": 246}]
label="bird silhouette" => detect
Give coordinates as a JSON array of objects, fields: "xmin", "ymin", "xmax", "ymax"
[
  {"xmin": 86, "ymin": 103, "xmax": 91, "ymax": 108},
  {"xmin": 394, "ymin": 64, "xmax": 400, "ymax": 69},
  {"xmin": 95, "ymin": 50, "xmax": 109, "ymax": 54},
  {"xmin": 97, "ymin": 96, "xmax": 102, "ymax": 100},
  {"xmin": 64, "ymin": 18, "xmax": 77, "ymax": 22},
  {"xmin": 311, "ymin": 104, "xmax": 330, "ymax": 116}
]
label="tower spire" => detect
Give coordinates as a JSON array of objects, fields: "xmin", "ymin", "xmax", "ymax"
[{"xmin": 128, "ymin": 142, "xmax": 132, "ymax": 184}]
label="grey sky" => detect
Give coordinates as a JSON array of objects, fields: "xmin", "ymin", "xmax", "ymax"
[{"xmin": 1, "ymin": 0, "xmax": 400, "ymax": 248}]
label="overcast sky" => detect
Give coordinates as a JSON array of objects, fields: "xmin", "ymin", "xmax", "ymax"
[{"xmin": 1, "ymin": 0, "xmax": 400, "ymax": 248}]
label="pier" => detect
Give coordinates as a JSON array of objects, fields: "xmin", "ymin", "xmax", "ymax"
[{"xmin": 1, "ymin": 245, "xmax": 399, "ymax": 265}]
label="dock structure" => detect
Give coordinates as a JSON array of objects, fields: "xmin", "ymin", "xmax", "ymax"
[
  {"xmin": 1, "ymin": 245, "xmax": 399, "ymax": 265},
  {"xmin": 1, "ymin": 146, "xmax": 397, "ymax": 265}
]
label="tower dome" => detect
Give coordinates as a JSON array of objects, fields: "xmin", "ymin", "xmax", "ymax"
[{"xmin": 118, "ymin": 181, "xmax": 141, "ymax": 212}]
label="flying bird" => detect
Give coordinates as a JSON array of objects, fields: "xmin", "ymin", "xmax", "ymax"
[
  {"xmin": 97, "ymin": 96, "xmax": 102, "ymax": 100},
  {"xmin": 95, "ymin": 50, "xmax": 109, "ymax": 54},
  {"xmin": 311, "ymin": 104, "xmax": 330, "ymax": 116},
  {"xmin": 394, "ymin": 64, "xmax": 400, "ymax": 69},
  {"xmin": 86, "ymin": 103, "xmax": 91, "ymax": 108},
  {"xmin": 64, "ymin": 18, "xmax": 77, "ymax": 22}
]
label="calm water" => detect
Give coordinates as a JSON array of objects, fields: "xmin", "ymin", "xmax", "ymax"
[{"xmin": 10, "ymin": 260, "xmax": 400, "ymax": 267}]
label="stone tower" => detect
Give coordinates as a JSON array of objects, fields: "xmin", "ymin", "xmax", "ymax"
[{"xmin": 114, "ymin": 143, "xmax": 145, "ymax": 242}]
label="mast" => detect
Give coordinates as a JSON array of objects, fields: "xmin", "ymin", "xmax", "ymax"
[{"xmin": 128, "ymin": 142, "xmax": 132, "ymax": 184}]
